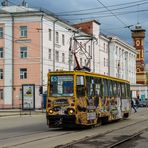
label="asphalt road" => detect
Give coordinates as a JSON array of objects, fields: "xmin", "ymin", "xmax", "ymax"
[{"xmin": 0, "ymin": 108, "xmax": 148, "ymax": 148}]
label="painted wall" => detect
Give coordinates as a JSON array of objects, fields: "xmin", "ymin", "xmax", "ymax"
[{"xmin": 13, "ymin": 20, "xmax": 41, "ymax": 108}]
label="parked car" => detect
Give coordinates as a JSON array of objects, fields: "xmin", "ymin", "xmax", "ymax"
[{"xmin": 138, "ymin": 99, "xmax": 148, "ymax": 107}]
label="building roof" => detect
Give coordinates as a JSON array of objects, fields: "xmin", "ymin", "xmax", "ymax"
[
  {"xmin": 73, "ymin": 19, "xmax": 101, "ymax": 26},
  {"xmin": 0, "ymin": 5, "xmax": 37, "ymax": 13},
  {"xmin": 131, "ymin": 23, "xmax": 145, "ymax": 32}
]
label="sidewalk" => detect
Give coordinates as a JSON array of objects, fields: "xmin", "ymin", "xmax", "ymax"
[
  {"xmin": 0, "ymin": 107, "xmax": 144, "ymax": 117},
  {"xmin": 0, "ymin": 109, "xmax": 46, "ymax": 117}
]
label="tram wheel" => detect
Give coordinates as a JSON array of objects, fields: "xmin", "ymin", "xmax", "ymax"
[{"xmin": 101, "ymin": 117, "xmax": 108, "ymax": 125}]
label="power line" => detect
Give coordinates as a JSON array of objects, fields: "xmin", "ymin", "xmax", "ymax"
[
  {"xmin": 56, "ymin": 1, "xmax": 148, "ymax": 17},
  {"xmin": 67, "ymin": 9, "xmax": 148, "ymax": 22},
  {"xmin": 56, "ymin": 0, "xmax": 148, "ymax": 14},
  {"xmin": 97, "ymin": 0, "xmax": 127, "ymax": 27}
]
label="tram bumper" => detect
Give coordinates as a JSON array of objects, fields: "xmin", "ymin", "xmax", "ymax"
[{"xmin": 46, "ymin": 115, "xmax": 76, "ymax": 127}]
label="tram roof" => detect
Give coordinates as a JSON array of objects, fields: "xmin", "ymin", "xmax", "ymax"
[{"xmin": 48, "ymin": 70, "xmax": 129, "ymax": 84}]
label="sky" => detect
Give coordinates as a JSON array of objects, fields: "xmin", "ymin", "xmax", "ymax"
[{"xmin": 1, "ymin": 0, "xmax": 148, "ymax": 63}]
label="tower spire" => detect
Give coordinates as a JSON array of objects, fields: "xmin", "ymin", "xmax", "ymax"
[{"xmin": 131, "ymin": 25, "xmax": 146, "ymax": 84}]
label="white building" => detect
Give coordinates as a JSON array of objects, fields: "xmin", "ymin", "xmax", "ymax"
[
  {"xmin": 98, "ymin": 34, "xmax": 109, "ymax": 75},
  {"xmin": 108, "ymin": 36, "xmax": 137, "ymax": 84}
]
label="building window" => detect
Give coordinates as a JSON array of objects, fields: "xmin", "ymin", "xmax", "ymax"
[
  {"xmin": 20, "ymin": 26, "xmax": 27, "ymax": 37},
  {"xmin": 56, "ymin": 51, "xmax": 59, "ymax": 62},
  {"xmin": 48, "ymin": 49, "xmax": 51, "ymax": 60},
  {"xmin": 0, "ymin": 48, "xmax": 3, "ymax": 58},
  {"xmin": 20, "ymin": 68, "xmax": 27, "ymax": 79},
  {"xmin": 103, "ymin": 43, "xmax": 105, "ymax": 51},
  {"xmin": 116, "ymin": 46, "xmax": 118, "ymax": 54},
  {"xmin": 62, "ymin": 34, "xmax": 65, "ymax": 45},
  {"xmin": 62, "ymin": 53, "xmax": 65, "ymax": 63},
  {"xmin": 104, "ymin": 58, "xmax": 105, "ymax": 66},
  {"xmin": 20, "ymin": 47, "xmax": 27, "ymax": 58},
  {"xmin": 49, "ymin": 29, "xmax": 52, "ymax": 41},
  {"xmin": 0, "ymin": 69, "xmax": 3, "ymax": 79},
  {"xmin": 0, "ymin": 27, "xmax": 3, "ymax": 38},
  {"xmin": 56, "ymin": 32, "xmax": 59, "ymax": 43},
  {"xmin": 0, "ymin": 89, "xmax": 3, "ymax": 100}
]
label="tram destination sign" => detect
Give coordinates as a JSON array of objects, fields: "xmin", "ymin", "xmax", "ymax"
[{"xmin": 22, "ymin": 84, "xmax": 35, "ymax": 110}]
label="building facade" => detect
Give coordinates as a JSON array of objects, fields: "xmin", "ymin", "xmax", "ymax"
[
  {"xmin": 0, "ymin": 5, "xmax": 97, "ymax": 108},
  {"xmin": 74, "ymin": 21, "xmax": 137, "ymax": 84},
  {"xmin": 108, "ymin": 36, "xmax": 137, "ymax": 84},
  {"xmin": 0, "ymin": 4, "xmax": 137, "ymax": 108}
]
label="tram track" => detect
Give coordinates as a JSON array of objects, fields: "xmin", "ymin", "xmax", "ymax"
[
  {"xmin": 1, "ymin": 111, "xmax": 148, "ymax": 148},
  {"xmin": 0, "ymin": 130, "xmax": 50, "ymax": 141},
  {"xmin": 0, "ymin": 128, "xmax": 81, "ymax": 148},
  {"xmin": 55, "ymin": 118, "xmax": 148, "ymax": 148},
  {"xmin": 107, "ymin": 130, "xmax": 143, "ymax": 148},
  {"xmin": 2, "ymin": 132, "xmax": 74, "ymax": 148}
]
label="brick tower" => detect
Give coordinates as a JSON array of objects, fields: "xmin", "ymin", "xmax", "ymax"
[{"xmin": 131, "ymin": 23, "xmax": 146, "ymax": 84}]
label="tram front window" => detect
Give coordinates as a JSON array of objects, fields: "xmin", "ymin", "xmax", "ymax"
[{"xmin": 50, "ymin": 75, "xmax": 74, "ymax": 97}]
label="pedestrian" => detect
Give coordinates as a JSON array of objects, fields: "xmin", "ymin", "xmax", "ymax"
[
  {"xmin": 131, "ymin": 98, "xmax": 137, "ymax": 112},
  {"xmin": 135, "ymin": 98, "xmax": 139, "ymax": 108}
]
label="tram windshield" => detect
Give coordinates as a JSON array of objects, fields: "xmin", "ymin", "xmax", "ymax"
[{"xmin": 50, "ymin": 75, "xmax": 74, "ymax": 97}]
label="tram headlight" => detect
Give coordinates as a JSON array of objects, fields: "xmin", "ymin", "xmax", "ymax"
[
  {"xmin": 67, "ymin": 108, "xmax": 75, "ymax": 115},
  {"xmin": 49, "ymin": 109, "xmax": 53, "ymax": 114}
]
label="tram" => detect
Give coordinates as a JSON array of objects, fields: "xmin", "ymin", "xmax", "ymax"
[{"xmin": 46, "ymin": 70, "xmax": 131, "ymax": 128}]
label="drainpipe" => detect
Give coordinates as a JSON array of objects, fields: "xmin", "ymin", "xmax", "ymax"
[
  {"xmin": 53, "ymin": 20, "xmax": 58, "ymax": 71},
  {"xmin": 11, "ymin": 14, "xmax": 14, "ymax": 108},
  {"xmin": 41, "ymin": 14, "xmax": 43, "ymax": 109},
  {"xmin": 108, "ymin": 37, "xmax": 112, "ymax": 76},
  {"xmin": 92, "ymin": 40, "xmax": 95, "ymax": 72},
  {"xmin": 92, "ymin": 37, "xmax": 97, "ymax": 73}
]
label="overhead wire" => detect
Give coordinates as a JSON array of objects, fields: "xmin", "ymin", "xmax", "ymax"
[
  {"xmin": 56, "ymin": 1, "xmax": 148, "ymax": 16},
  {"xmin": 56, "ymin": 0, "xmax": 148, "ymax": 14}
]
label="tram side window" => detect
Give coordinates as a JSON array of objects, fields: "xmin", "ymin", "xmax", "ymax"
[
  {"xmin": 108, "ymin": 80, "xmax": 113, "ymax": 97},
  {"xmin": 95, "ymin": 78, "xmax": 102, "ymax": 96},
  {"xmin": 113, "ymin": 81, "xmax": 117, "ymax": 97},
  {"xmin": 103, "ymin": 79, "xmax": 109, "ymax": 97},
  {"xmin": 102, "ymin": 79, "xmax": 104, "ymax": 96},
  {"xmin": 121, "ymin": 83, "xmax": 126, "ymax": 98},
  {"xmin": 86, "ymin": 76, "xmax": 95, "ymax": 97},
  {"xmin": 117, "ymin": 82, "xmax": 121, "ymax": 97},
  {"xmin": 127, "ymin": 84, "xmax": 130, "ymax": 98},
  {"xmin": 125, "ymin": 84, "xmax": 130, "ymax": 98},
  {"xmin": 76, "ymin": 76, "xmax": 85, "ymax": 97}
]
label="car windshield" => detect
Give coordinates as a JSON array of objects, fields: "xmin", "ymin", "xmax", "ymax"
[{"xmin": 50, "ymin": 75, "xmax": 74, "ymax": 97}]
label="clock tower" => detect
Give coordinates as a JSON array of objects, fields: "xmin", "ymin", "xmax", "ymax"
[{"xmin": 131, "ymin": 23, "xmax": 146, "ymax": 84}]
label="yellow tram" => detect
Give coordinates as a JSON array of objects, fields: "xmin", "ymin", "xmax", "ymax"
[{"xmin": 46, "ymin": 70, "xmax": 131, "ymax": 128}]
